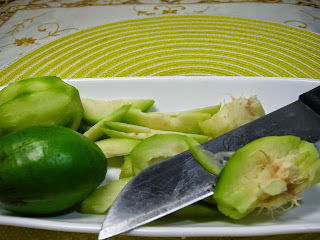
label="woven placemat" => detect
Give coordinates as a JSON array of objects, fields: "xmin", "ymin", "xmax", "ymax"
[{"xmin": 0, "ymin": 15, "xmax": 320, "ymax": 85}]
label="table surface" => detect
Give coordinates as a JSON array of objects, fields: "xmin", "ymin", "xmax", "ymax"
[{"xmin": 0, "ymin": 0, "xmax": 320, "ymax": 239}]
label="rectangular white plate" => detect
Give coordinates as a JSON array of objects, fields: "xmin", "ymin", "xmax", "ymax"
[{"xmin": 1, "ymin": 76, "xmax": 320, "ymax": 237}]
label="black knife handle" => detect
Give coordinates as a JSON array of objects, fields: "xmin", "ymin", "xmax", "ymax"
[{"xmin": 299, "ymin": 85, "xmax": 320, "ymax": 116}]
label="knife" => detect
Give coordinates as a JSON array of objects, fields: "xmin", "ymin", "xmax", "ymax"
[{"xmin": 99, "ymin": 85, "xmax": 320, "ymax": 239}]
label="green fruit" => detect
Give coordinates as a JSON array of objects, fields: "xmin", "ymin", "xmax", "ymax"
[
  {"xmin": 123, "ymin": 109, "xmax": 212, "ymax": 134},
  {"xmin": 130, "ymin": 134, "xmax": 190, "ymax": 174},
  {"xmin": 80, "ymin": 177, "xmax": 133, "ymax": 215},
  {"xmin": 0, "ymin": 125, "xmax": 107, "ymax": 215},
  {"xmin": 120, "ymin": 156, "xmax": 135, "ymax": 179},
  {"xmin": 213, "ymin": 136, "xmax": 320, "ymax": 219},
  {"xmin": 185, "ymin": 137, "xmax": 230, "ymax": 176},
  {"xmin": 83, "ymin": 105, "xmax": 131, "ymax": 141},
  {"xmin": 103, "ymin": 121, "xmax": 209, "ymax": 143},
  {"xmin": 95, "ymin": 138, "xmax": 140, "ymax": 158},
  {"xmin": 0, "ymin": 76, "xmax": 83, "ymax": 137},
  {"xmin": 199, "ymin": 96, "xmax": 265, "ymax": 138},
  {"xmin": 81, "ymin": 98, "xmax": 155, "ymax": 125}
]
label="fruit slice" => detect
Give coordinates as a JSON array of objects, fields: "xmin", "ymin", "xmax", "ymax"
[
  {"xmin": 119, "ymin": 156, "xmax": 135, "ymax": 179},
  {"xmin": 187, "ymin": 104, "xmax": 221, "ymax": 115},
  {"xmin": 122, "ymin": 109, "xmax": 212, "ymax": 134},
  {"xmin": 80, "ymin": 177, "xmax": 133, "ymax": 215},
  {"xmin": 0, "ymin": 76, "xmax": 83, "ymax": 137},
  {"xmin": 185, "ymin": 138, "xmax": 232, "ymax": 176},
  {"xmin": 213, "ymin": 136, "xmax": 320, "ymax": 219},
  {"xmin": 83, "ymin": 105, "xmax": 131, "ymax": 141},
  {"xmin": 166, "ymin": 201, "xmax": 223, "ymax": 219},
  {"xmin": 199, "ymin": 96, "xmax": 265, "ymax": 138},
  {"xmin": 130, "ymin": 134, "xmax": 190, "ymax": 174},
  {"xmin": 95, "ymin": 138, "xmax": 140, "ymax": 158},
  {"xmin": 81, "ymin": 98, "xmax": 154, "ymax": 125},
  {"xmin": 102, "ymin": 122, "xmax": 209, "ymax": 143}
]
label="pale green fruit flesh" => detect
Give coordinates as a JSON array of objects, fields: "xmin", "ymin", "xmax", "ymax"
[
  {"xmin": 95, "ymin": 138, "xmax": 140, "ymax": 158},
  {"xmin": 80, "ymin": 177, "xmax": 133, "ymax": 215},
  {"xmin": 0, "ymin": 76, "xmax": 83, "ymax": 137},
  {"xmin": 81, "ymin": 98, "xmax": 154, "ymax": 125},
  {"xmin": 185, "ymin": 137, "xmax": 232, "ymax": 176},
  {"xmin": 130, "ymin": 134, "xmax": 190, "ymax": 174},
  {"xmin": 83, "ymin": 105, "xmax": 131, "ymax": 141},
  {"xmin": 199, "ymin": 96, "xmax": 265, "ymax": 138},
  {"xmin": 103, "ymin": 121, "xmax": 209, "ymax": 143},
  {"xmin": 123, "ymin": 109, "xmax": 211, "ymax": 134},
  {"xmin": 119, "ymin": 156, "xmax": 135, "ymax": 179},
  {"xmin": 213, "ymin": 136, "xmax": 320, "ymax": 219},
  {"xmin": 166, "ymin": 201, "xmax": 223, "ymax": 219}
]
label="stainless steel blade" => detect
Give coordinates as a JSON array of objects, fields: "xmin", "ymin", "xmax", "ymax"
[{"xmin": 99, "ymin": 86, "xmax": 320, "ymax": 239}]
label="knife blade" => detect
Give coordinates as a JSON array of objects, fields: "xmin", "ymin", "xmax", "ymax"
[{"xmin": 99, "ymin": 85, "xmax": 320, "ymax": 239}]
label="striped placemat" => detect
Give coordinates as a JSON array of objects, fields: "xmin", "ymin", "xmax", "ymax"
[{"xmin": 0, "ymin": 15, "xmax": 319, "ymax": 86}]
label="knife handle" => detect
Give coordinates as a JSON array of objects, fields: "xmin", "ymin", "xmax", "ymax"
[{"xmin": 299, "ymin": 85, "xmax": 320, "ymax": 116}]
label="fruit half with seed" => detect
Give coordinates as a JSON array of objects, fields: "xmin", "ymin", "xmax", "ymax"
[{"xmin": 213, "ymin": 136, "xmax": 320, "ymax": 219}]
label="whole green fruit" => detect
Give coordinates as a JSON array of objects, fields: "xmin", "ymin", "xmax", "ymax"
[
  {"xmin": 0, "ymin": 76, "xmax": 83, "ymax": 137},
  {"xmin": 0, "ymin": 125, "xmax": 107, "ymax": 215}
]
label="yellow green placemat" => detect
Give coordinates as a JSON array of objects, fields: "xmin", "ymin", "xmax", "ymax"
[{"xmin": 1, "ymin": 15, "xmax": 320, "ymax": 85}]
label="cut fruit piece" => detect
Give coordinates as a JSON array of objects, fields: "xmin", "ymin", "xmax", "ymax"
[
  {"xmin": 199, "ymin": 96, "xmax": 265, "ymax": 138},
  {"xmin": 95, "ymin": 138, "xmax": 140, "ymax": 158},
  {"xmin": 83, "ymin": 105, "xmax": 131, "ymax": 141},
  {"xmin": 122, "ymin": 109, "xmax": 211, "ymax": 134},
  {"xmin": 165, "ymin": 201, "xmax": 223, "ymax": 219},
  {"xmin": 103, "ymin": 121, "xmax": 209, "ymax": 143},
  {"xmin": 80, "ymin": 177, "xmax": 133, "ymax": 215},
  {"xmin": 130, "ymin": 134, "xmax": 190, "ymax": 174},
  {"xmin": 81, "ymin": 98, "xmax": 154, "ymax": 125},
  {"xmin": 213, "ymin": 136, "xmax": 320, "ymax": 219},
  {"xmin": 185, "ymin": 104, "xmax": 221, "ymax": 116},
  {"xmin": 119, "ymin": 156, "xmax": 135, "ymax": 179},
  {"xmin": 185, "ymin": 138, "xmax": 232, "ymax": 176}
]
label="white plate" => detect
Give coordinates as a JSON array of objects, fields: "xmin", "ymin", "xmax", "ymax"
[{"xmin": 1, "ymin": 76, "xmax": 320, "ymax": 237}]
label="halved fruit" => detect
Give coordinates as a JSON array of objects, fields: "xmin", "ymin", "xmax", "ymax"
[{"xmin": 213, "ymin": 136, "xmax": 320, "ymax": 219}]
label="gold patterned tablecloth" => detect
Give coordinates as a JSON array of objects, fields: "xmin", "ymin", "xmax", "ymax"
[{"xmin": 1, "ymin": 1, "xmax": 320, "ymax": 240}]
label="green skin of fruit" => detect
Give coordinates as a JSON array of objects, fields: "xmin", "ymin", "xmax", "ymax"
[
  {"xmin": 213, "ymin": 136, "xmax": 320, "ymax": 219},
  {"xmin": 0, "ymin": 76, "xmax": 83, "ymax": 137},
  {"xmin": 0, "ymin": 125, "xmax": 107, "ymax": 216}
]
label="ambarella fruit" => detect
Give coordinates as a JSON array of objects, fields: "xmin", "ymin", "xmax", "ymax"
[
  {"xmin": 0, "ymin": 76, "xmax": 83, "ymax": 137},
  {"xmin": 213, "ymin": 136, "xmax": 320, "ymax": 219}
]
